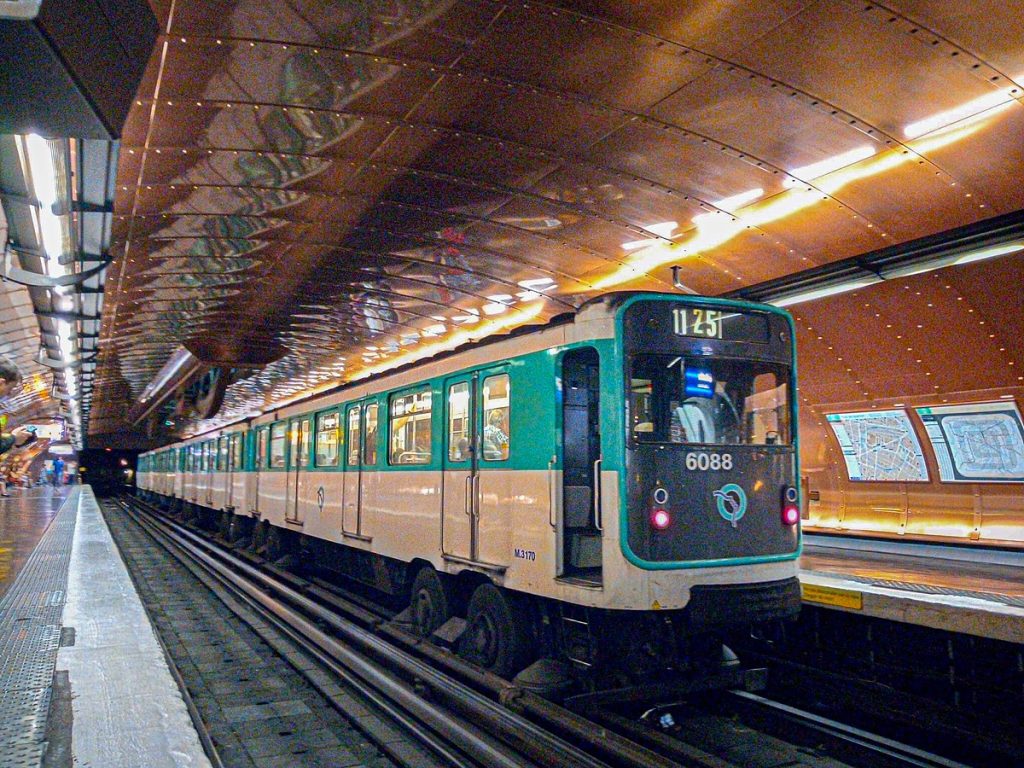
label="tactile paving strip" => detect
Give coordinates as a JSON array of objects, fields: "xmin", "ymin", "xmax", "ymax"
[
  {"xmin": 804, "ymin": 570, "xmax": 1024, "ymax": 609},
  {"xmin": 0, "ymin": 489, "xmax": 79, "ymax": 767}
]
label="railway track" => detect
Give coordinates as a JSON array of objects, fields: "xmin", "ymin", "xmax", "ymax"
[{"xmin": 114, "ymin": 494, "xmax": 977, "ymax": 768}]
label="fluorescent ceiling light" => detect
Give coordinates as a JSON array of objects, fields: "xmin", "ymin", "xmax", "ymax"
[
  {"xmin": 139, "ymin": 347, "xmax": 199, "ymax": 403},
  {"xmin": 25, "ymin": 134, "xmax": 57, "ymax": 207},
  {"xmin": 904, "ymin": 86, "xmax": 1020, "ymax": 139},
  {"xmin": 783, "ymin": 146, "xmax": 877, "ymax": 187},
  {"xmin": 623, "ymin": 221, "xmax": 678, "ymax": 250},
  {"xmin": 710, "ymin": 188, "xmax": 763, "ymax": 213},
  {"xmin": 881, "ymin": 241, "xmax": 1024, "ymax": 279},
  {"xmin": 771, "ymin": 277, "xmax": 883, "ymax": 307},
  {"xmin": 952, "ymin": 242, "xmax": 1024, "ymax": 265}
]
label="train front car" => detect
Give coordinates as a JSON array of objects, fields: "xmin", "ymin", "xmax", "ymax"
[{"xmin": 608, "ymin": 295, "xmax": 802, "ymax": 679}]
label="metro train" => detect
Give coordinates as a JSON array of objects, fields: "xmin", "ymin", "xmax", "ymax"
[{"xmin": 138, "ymin": 292, "xmax": 802, "ymax": 682}]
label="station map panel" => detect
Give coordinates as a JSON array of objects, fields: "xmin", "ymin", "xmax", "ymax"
[
  {"xmin": 916, "ymin": 402, "xmax": 1024, "ymax": 483},
  {"xmin": 826, "ymin": 410, "xmax": 929, "ymax": 482}
]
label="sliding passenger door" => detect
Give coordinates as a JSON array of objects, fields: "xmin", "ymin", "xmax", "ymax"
[
  {"xmin": 205, "ymin": 441, "xmax": 215, "ymax": 507},
  {"xmin": 559, "ymin": 348, "xmax": 603, "ymax": 583},
  {"xmin": 252, "ymin": 428, "xmax": 268, "ymax": 515},
  {"xmin": 442, "ymin": 375, "xmax": 477, "ymax": 561},
  {"xmin": 285, "ymin": 416, "xmax": 310, "ymax": 524},
  {"xmin": 342, "ymin": 402, "xmax": 376, "ymax": 539}
]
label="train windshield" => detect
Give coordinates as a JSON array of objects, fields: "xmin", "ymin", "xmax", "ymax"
[{"xmin": 629, "ymin": 355, "xmax": 791, "ymax": 446}]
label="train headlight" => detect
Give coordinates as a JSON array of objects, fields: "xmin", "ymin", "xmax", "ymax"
[
  {"xmin": 650, "ymin": 508, "xmax": 672, "ymax": 530},
  {"xmin": 781, "ymin": 486, "xmax": 799, "ymax": 526}
]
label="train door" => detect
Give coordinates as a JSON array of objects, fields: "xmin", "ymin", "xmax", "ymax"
[
  {"xmin": 216, "ymin": 436, "xmax": 228, "ymax": 508},
  {"xmin": 285, "ymin": 416, "xmax": 310, "ymax": 524},
  {"xmin": 476, "ymin": 371, "xmax": 513, "ymax": 565},
  {"xmin": 176, "ymin": 447, "xmax": 185, "ymax": 499},
  {"xmin": 342, "ymin": 402, "xmax": 375, "ymax": 538},
  {"xmin": 560, "ymin": 347, "xmax": 603, "ymax": 583},
  {"xmin": 205, "ymin": 440, "xmax": 215, "ymax": 506},
  {"xmin": 442, "ymin": 375, "xmax": 477, "ymax": 561},
  {"xmin": 225, "ymin": 434, "xmax": 236, "ymax": 509},
  {"xmin": 253, "ymin": 427, "xmax": 268, "ymax": 514}
]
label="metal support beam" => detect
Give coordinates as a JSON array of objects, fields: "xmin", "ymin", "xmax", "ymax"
[{"xmin": 2, "ymin": 247, "xmax": 111, "ymax": 287}]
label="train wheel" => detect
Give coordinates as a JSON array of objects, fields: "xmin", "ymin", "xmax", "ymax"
[
  {"xmin": 409, "ymin": 567, "xmax": 453, "ymax": 638},
  {"xmin": 218, "ymin": 511, "xmax": 231, "ymax": 539},
  {"xmin": 460, "ymin": 584, "xmax": 531, "ymax": 678},
  {"xmin": 251, "ymin": 520, "xmax": 268, "ymax": 553},
  {"xmin": 228, "ymin": 515, "xmax": 250, "ymax": 545},
  {"xmin": 265, "ymin": 525, "xmax": 287, "ymax": 562}
]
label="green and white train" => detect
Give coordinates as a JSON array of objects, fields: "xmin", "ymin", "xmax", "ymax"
[{"xmin": 139, "ymin": 292, "xmax": 802, "ymax": 680}]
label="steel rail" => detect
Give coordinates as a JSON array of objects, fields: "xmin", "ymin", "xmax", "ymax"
[
  {"xmin": 120, "ymin": 498, "xmax": 621, "ymax": 768},
  {"xmin": 133, "ymin": 495, "xmax": 685, "ymax": 768},
  {"xmin": 726, "ymin": 691, "xmax": 974, "ymax": 768}
]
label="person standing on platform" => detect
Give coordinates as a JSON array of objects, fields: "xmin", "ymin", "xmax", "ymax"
[{"xmin": 52, "ymin": 456, "xmax": 65, "ymax": 487}]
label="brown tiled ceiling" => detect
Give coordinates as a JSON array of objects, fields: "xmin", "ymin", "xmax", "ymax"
[{"xmin": 91, "ymin": 0, "xmax": 1024, "ymax": 438}]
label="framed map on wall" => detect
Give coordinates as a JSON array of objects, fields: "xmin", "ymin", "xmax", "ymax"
[
  {"xmin": 826, "ymin": 410, "xmax": 929, "ymax": 482},
  {"xmin": 916, "ymin": 401, "xmax": 1024, "ymax": 483}
]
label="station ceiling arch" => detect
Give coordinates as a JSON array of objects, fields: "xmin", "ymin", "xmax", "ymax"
[{"xmin": 88, "ymin": 0, "xmax": 1024, "ymax": 441}]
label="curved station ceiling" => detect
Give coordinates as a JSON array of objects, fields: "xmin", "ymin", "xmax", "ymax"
[{"xmin": 86, "ymin": 0, "xmax": 1024, "ymax": 441}]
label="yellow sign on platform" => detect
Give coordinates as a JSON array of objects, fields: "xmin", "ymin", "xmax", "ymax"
[{"xmin": 801, "ymin": 583, "xmax": 863, "ymax": 610}]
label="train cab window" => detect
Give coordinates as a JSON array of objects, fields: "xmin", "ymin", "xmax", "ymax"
[
  {"xmin": 629, "ymin": 355, "xmax": 790, "ymax": 445},
  {"xmin": 315, "ymin": 412, "xmax": 341, "ymax": 467},
  {"xmin": 448, "ymin": 382, "xmax": 471, "ymax": 461},
  {"xmin": 347, "ymin": 407, "xmax": 361, "ymax": 466},
  {"xmin": 363, "ymin": 404, "xmax": 379, "ymax": 465},
  {"xmin": 270, "ymin": 423, "xmax": 287, "ymax": 467},
  {"xmin": 390, "ymin": 389, "xmax": 432, "ymax": 465},
  {"xmin": 482, "ymin": 374, "xmax": 510, "ymax": 461}
]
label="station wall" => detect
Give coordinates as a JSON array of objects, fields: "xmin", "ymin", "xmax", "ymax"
[{"xmin": 796, "ymin": 252, "xmax": 1024, "ymax": 545}]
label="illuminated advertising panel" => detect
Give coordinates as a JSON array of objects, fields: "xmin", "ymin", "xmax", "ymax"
[
  {"xmin": 25, "ymin": 421, "xmax": 65, "ymax": 441},
  {"xmin": 916, "ymin": 401, "xmax": 1024, "ymax": 483},
  {"xmin": 826, "ymin": 410, "xmax": 929, "ymax": 482}
]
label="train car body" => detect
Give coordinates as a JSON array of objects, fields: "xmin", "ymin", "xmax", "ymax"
[{"xmin": 141, "ymin": 293, "xmax": 802, "ymax": 680}]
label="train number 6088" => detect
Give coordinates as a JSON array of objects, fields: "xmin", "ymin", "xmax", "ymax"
[{"xmin": 685, "ymin": 452, "xmax": 733, "ymax": 471}]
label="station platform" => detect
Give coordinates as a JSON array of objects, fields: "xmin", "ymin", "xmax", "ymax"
[
  {"xmin": 799, "ymin": 534, "xmax": 1024, "ymax": 644},
  {"xmin": 0, "ymin": 485, "xmax": 211, "ymax": 767}
]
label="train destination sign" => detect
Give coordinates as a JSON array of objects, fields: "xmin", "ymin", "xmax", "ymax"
[
  {"xmin": 671, "ymin": 307, "xmax": 769, "ymax": 343},
  {"xmin": 916, "ymin": 401, "xmax": 1024, "ymax": 483}
]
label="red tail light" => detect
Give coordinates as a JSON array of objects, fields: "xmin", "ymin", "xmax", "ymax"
[
  {"xmin": 651, "ymin": 508, "xmax": 672, "ymax": 530},
  {"xmin": 781, "ymin": 486, "xmax": 799, "ymax": 526}
]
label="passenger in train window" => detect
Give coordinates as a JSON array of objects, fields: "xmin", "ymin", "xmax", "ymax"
[{"xmin": 483, "ymin": 410, "xmax": 509, "ymax": 460}]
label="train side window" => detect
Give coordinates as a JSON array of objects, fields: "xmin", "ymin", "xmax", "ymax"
[
  {"xmin": 448, "ymin": 382, "xmax": 471, "ymax": 461},
  {"xmin": 482, "ymin": 374, "xmax": 510, "ymax": 461},
  {"xmin": 363, "ymin": 404, "xmax": 378, "ymax": 465},
  {"xmin": 257, "ymin": 429, "xmax": 268, "ymax": 469},
  {"xmin": 315, "ymin": 412, "xmax": 341, "ymax": 467},
  {"xmin": 390, "ymin": 388, "xmax": 432, "ymax": 465},
  {"xmin": 298, "ymin": 419, "xmax": 311, "ymax": 468},
  {"xmin": 217, "ymin": 437, "xmax": 228, "ymax": 471},
  {"xmin": 346, "ymin": 407, "xmax": 361, "ymax": 466},
  {"xmin": 232, "ymin": 434, "xmax": 244, "ymax": 469},
  {"xmin": 270, "ymin": 423, "xmax": 287, "ymax": 468}
]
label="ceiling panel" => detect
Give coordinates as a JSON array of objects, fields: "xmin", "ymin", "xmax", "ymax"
[{"xmin": 88, "ymin": 0, "xmax": 1024, "ymax": 441}]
